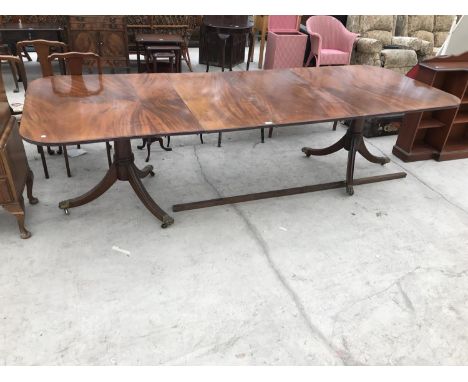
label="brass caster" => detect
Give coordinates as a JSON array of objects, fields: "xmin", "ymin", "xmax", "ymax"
[
  {"xmin": 301, "ymin": 147, "xmax": 312, "ymax": 158},
  {"xmin": 381, "ymin": 158, "xmax": 390, "ymax": 166},
  {"xmin": 161, "ymin": 215, "xmax": 174, "ymax": 229},
  {"xmin": 346, "ymin": 185, "xmax": 354, "ymax": 196},
  {"xmin": 20, "ymin": 230, "xmax": 32, "ymax": 239},
  {"xmin": 64, "ymin": 208, "xmax": 70, "ymax": 216}
]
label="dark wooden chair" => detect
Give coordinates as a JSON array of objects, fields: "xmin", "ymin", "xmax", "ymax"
[
  {"xmin": 47, "ymin": 51, "xmax": 111, "ymax": 177},
  {"xmin": 16, "ymin": 39, "xmax": 71, "ymax": 178}
]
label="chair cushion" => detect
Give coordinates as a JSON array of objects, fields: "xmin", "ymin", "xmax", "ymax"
[
  {"xmin": 356, "ymin": 37, "xmax": 383, "ymax": 53},
  {"xmin": 320, "ymin": 49, "xmax": 350, "ymax": 65},
  {"xmin": 381, "ymin": 49, "xmax": 418, "ymax": 68}
]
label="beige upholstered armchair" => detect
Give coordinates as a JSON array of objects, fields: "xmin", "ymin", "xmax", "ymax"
[
  {"xmin": 346, "ymin": 15, "xmax": 425, "ymax": 74},
  {"xmin": 395, "ymin": 16, "xmax": 457, "ymax": 59}
]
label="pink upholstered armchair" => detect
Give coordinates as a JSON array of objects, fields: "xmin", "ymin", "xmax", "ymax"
[{"xmin": 305, "ymin": 16, "xmax": 358, "ymax": 67}]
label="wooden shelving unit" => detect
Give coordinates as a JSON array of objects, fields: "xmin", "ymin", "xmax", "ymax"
[{"xmin": 393, "ymin": 52, "xmax": 468, "ymax": 162}]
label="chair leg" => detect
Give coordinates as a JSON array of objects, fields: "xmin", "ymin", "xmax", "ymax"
[
  {"xmin": 199, "ymin": 134, "xmax": 204, "ymax": 144},
  {"xmin": 137, "ymin": 139, "xmax": 147, "ymax": 150},
  {"xmin": 261, "ymin": 128, "xmax": 265, "ymax": 143},
  {"xmin": 333, "ymin": 121, "xmax": 338, "ymax": 131},
  {"xmin": 169, "ymin": 57, "xmax": 174, "ymax": 73},
  {"xmin": 246, "ymin": 31, "xmax": 254, "ymax": 71},
  {"xmin": 37, "ymin": 145, "xmax": 49, "ymax": 179},
  {"xmin": 22, "ymin": 47, "xmax": 32, "ymax": 62},
  {"xmin": 305, "ymin": 51, "xmax": 314, "ymax": 67},
  {"xmin": 220, "ymin": 35, "xmax": 226, "ymax": 72},
  {"xmin": 228, "ymin": 38, "xmax": 233, "ymax": 72},
  {"xmin": 146, "ymin": 49, "xmax": 152, "ymax": 73},
  {"xmin": 7, "ymin": 60, "xmax": 19, "ymax": 93},
  {"xmin": 106, "ymin": 141, "xmax": 112, "ymax": 168},
  {"xmin": 167, "ymin": 136, "xmax": 171, "ymax": 147},
  {"xmin": 183, "ymin": 45, "xmax": 193, "ymax": 72},
  {"xmin": 77, "ymin": 144, "xmax": 81, "ymax": 149},
  {"xmin": 57, "ymin": 146, "xmax": 63, "ymax": 155},
  {"xmin": 146, "ymin": 140, "xmax": 152, "ymax": 162},
  {"xmin": 205, "ymin": 36, "xmax": 210, "ymax": 72},
  {"xmin": 157, "ymin": 137, "xmax": 172, "ymax": 152},
  {"xmin": 217, "ymin": 132, "xmax": 222, "ymax": 147},
  {"xmin": 268, "ymin": 126, "xmax": 273, "ymax": 138},
  {"xmin": 63, "ymin": 145, "xmax": 71, "ymax": 177},
  {"xmin": 47, "ymin": 146, "xmax": 56, "ymax": 155}
]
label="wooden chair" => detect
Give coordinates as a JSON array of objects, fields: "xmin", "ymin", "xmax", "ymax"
[
  {"xmin": 47, "ymin": 52, "xmax": 111, "ymax": 177},
  {"xmin": 16, "ymin": 39, "xmax": 70, "ymax": 178},
  {"xmin": 0, "ymin": 44, "xmax": 20, "ymax": 92}
]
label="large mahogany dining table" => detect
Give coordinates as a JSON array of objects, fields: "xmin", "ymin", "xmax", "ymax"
[{"xmin": 19, "ymin": 66, "xmax": 459, "ymax": 228}]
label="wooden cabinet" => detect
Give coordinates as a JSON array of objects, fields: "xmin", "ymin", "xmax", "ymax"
[
  {"xmin": 0, "ymin": 118, "xmax": 38, "ymax": 239},
  {"xmin": 1, "ymin": 67, "xmax": 38, "ymax": 239},
  {"xmin": 393, "ymin": 52, "xmax": 468, "ymax": 162},
  {"xmin": 68, "ymin": 16, "xmax": 130, "ymax": 72}
]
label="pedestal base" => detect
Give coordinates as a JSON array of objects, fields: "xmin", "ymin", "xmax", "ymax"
[{"xmin": 58, "ymin": 139, "xmax": 174, "ymax": 228}]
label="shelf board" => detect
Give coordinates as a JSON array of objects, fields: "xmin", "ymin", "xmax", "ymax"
[
  {"xmin": 438, "ymin": 137, "xmax": 468, "ymax": 160},
  {"xmin": 418, "ymin": 118, "xmax": 445, "ymax": 129},
  {"xmin": 454, "ymin": 112, "xmax": 468, "ymax": 124},
  {"xmin": 445, "ymin": 136, "xmax": 468, "ymax": 151}
]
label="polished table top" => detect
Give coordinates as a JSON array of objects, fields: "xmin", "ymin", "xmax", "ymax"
[{"xmin": 20, "ymin": 65, "xmax": 460, "ymax": 146}]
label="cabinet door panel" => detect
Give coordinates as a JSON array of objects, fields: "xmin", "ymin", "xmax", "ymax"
[
  {"xmin": 69, "ymin": 30, "xmax": 99, "ymax": 53},
  {"xmin": 99, "ymin": 31, "xmax": 127, "ymax": 58}
]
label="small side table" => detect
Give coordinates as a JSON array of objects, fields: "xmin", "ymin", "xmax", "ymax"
[
  {"xmin": 145, "ymin": 45, "xmax": 182, "ymax": 73},
  {"xmin": 135, "ymin": 33, "xmax": 185, "ymax": 73},
  {"xmin": 201, "ymin": 16, "xmax": 254, "ymax": 71}
]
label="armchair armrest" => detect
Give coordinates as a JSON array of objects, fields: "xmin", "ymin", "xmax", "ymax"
[
  {"xmin": 390, "ymin": 36, "xmax": 422, "ymax": 51},
  {"xmin": 337, "ymin": 29, "xmax": 359, "ymax": 54},
  {"xmin": 309, "ymin": 32, "xmax": 322, "ymax": 57},
  {"xmin": 355, "ymin": 37, "xmax": 383, "ymax": 54}
]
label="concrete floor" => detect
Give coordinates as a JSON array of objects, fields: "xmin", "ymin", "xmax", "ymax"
[{"xmin": 1, "ymin": 48, "xmax": 468, "ymax": 365}]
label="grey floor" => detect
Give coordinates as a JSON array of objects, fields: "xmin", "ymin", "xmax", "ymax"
[{"xmin": 1, "ymin": 48, "xmax": 467, "ymax": 365}]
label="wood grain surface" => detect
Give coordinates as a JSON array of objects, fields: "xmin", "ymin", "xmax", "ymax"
[{"xmin": 20, "ymin": 65, "xmax": 460, "ymax": 145}]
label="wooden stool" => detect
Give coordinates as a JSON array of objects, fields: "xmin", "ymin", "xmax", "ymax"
[
  {"xmin": 145, "ymin": 45, "xmax": 182, "ymax": 73},
  {"xmin": 152, "ymin": 52, "xmax": 176, "ymax": 73}
]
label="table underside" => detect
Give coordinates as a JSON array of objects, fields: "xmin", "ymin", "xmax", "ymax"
[{"xmin": 58, "ymin": 118, "xmax": 406, "ymax": 228}]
